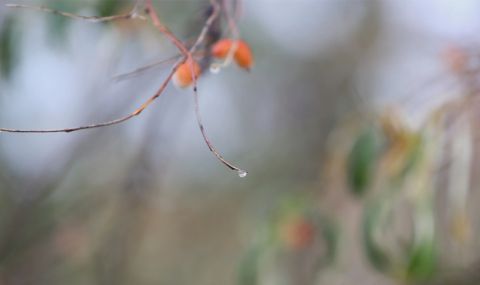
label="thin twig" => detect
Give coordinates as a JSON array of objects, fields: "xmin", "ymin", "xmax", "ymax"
[
  {"xmin": 223, "ymin": 0, "xmax": 240, "ymax": 39},
  {"xmin": 189, "ymin": 0, "xmax": 246, "ymax": 174},
  {"xmin": 5, "ymin": 3, "xmax": 144, "ymax": 22},
  {"xmin": 210, "ymin": 0, "xmax": 240, "ymax": 70},
  {"xmin": 190, "ymin": 0, "xmax": 221, "ymax": 54},
  {"xmin": 112, "ymin": 55, "xmax": 182, "ymax": 82},
  {"xmin": 233, "ymin": 0, "xmax": 243, "ymax": 22},
  {"xmin": 144, "ymin": 0, "xmax": 189, "ymax": 56},
  {"xmin": 112, "ymin": 50, "xmax": 207, "ymax": 82},
  {"xmin": 192, "ymin": 80, "xmax": 246, "ymax": 174}
]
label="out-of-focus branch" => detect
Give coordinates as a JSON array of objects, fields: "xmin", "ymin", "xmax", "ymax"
[{"xmin": 5, "ymin": 3, "xmax": 145, "ymax": 22}]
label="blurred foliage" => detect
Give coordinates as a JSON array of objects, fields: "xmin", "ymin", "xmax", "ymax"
[
  {"xmin": 95, "ymin": 0, "xmax": 123, "ymax": 17},
  {"xmin": 347, "ymin": 127, "xmax": 378, "ymax": 196},
  {"xmin": 0, "ymin": 16, "xmax": 19, "ymax": 79},
  {"xmin": 238, "ymin": 197, "xmax": 338, "ymax": 285},
  {"xmin": 350, "ymin": 114, "xmax": 438, "ymax": 282},
  {"xmin": 327, "ymin": 88, "xmax": 478, "ymax": 284}
]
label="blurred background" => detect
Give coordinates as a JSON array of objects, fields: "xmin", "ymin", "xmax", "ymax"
[{"xmin": 1, "ymin": 0, "xmax": 480, "ymax": 284}]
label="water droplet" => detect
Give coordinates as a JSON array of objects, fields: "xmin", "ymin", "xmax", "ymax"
[
  {"xmin": 237, "ymin": 170, "xmax": 248, "ymax": 178},
  {"xmin": 209, "ymin": 64, "xmax": 221, "ymax": 74}
]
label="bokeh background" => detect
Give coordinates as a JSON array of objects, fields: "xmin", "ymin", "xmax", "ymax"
[{"xmin": 1, "ymin": 0, "xmax": 480, "ymax": 284}]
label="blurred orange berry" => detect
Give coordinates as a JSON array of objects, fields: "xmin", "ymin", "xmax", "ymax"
[
  {"xmin": 281, "ymin": 217, "xmax": 315, "ymax": 250},
  {"xmin": 443, "ymin": 45, "xmax": 468, "ymax": 73},
  {"xmin": 211, "ymin": 39, "xmax": 254, "ymax": 70},
  {"xmin": 173, "ymin": 58, "xmax": 202, "ymax": 88}
]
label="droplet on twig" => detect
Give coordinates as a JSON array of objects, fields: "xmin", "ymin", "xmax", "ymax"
[
  {"xmin": 237, "ymin": 170, "xmax": 248, "ymax": 178},
  {"xmin": 209, "ymin": 64, "xmax": 221, "ymax": 74}
]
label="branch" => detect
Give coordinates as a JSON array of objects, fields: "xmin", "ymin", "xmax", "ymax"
[
  {"xmin": 5, "ymin": 3, "xmax": 145, "ymax": 22},
  {"xmin": 0, "ymin": 62, "xmax": 180, "ymax": 133},
  {"xmin": 209, "ymin": 0, "xmax": 241, "ymax": 71},
  {"xmin": 192, "ymin": 79, "xmax": 247, "ymax": 176},
  {"xmin": 2, "ymin": 0, "xmax": 248, "ymax": 175},
  {"xmin": 112, "ymin": 54, "xmax": 182, "ymax": 82},
  {"xmin": 144, "ymin": 0, "xmax": 189, "ymax": 56},
  {"xmin": 190, "ymin": 0, "xmax": 221, "ymax": 54},
  {"xmin": 112, "ymin": 50, "xmax": 207, "ymax": 82}
]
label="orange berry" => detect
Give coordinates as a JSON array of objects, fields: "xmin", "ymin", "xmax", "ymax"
[
  {"xmin": 173, "ymin": 59, "xmax": 202, "ymax": 88},
  {"xmin": 234, "ymin": 41, "xmax": 254, "ymax": 70},
  {"xmin": 211, "ymin": 39, "xmax": 254, "ymax": 70},
  {"xmin": 211, "ymin": 39, "xmax": 233, "ymax": 58}
]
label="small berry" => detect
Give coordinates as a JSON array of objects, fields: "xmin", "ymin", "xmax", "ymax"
[
  {"xmin": 173, "ymin": 58, "xmax": 202, "ymax": 88},
  {"xmin": 211, "ymin": 39, "xmax": 254, "ymax": 70}
]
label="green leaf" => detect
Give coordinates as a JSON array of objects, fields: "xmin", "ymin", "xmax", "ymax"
[
  {"xmin": 347, "ymin": 128, "xmax": 377, "ymax": 196},
  {"xmin": 407, "ymin": 240, "xmax": 436, "ymax": 281}
]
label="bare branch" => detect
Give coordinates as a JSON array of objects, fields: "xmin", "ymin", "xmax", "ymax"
[
  {"xmin": 222, "ymin": 0, "xmax": 240, "ymax": 39},
  {"xmin": 5, "ymin": 3, "xmax": 144, "ymax": 22},
  {"xmin": 209, "ymin": 0, "xmax": 240, "ymax": 70},
  {"xmin": 144, "ymin": 0, "xmax": 189, "ymax": 56},
  {"xmin": 192, "ymin": 80, "xmax": 247, "ymax": 175},
  {"xmin": 188, "ymin": 0, "xmax": 247, "ymax": 175},
  {"xmin": 112, "ymin": 55, "xmax": 182, "ymax": 82},
  {"xmin": 190, "ymin": 0, "xmax": 221, "ymax": 54},
  {"xmin": 112, "ymin": 50, "xmax": 207, "ymax": 82},
  {"xmin": 0, "ymin": 61, "xmax": 180, "ymax": 133}
]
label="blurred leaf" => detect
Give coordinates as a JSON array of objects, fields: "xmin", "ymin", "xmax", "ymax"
[
  {"xmin": 407, "ymin": 239, "xmax": 436, "ymax": 281},
  {"xmin": 406, "ymin": 204, "xmax": 436, "ymax": 281},
  {"xmin": 95, "ymin": 0, "xmax": 124, "ymax": 17},
  {"xmin": 363, "ymin": 199, "xmax": 391, "ymax": 273},
  {"xmin": 397, "ymin": 134, "xmax": 424, "ymax": 182},
  {"xmin": 363, "ymin": 194, "xmax": 437, "ymax": 282},
  {"xmin": 45, "ymin": 0, "xmax": 82, "ymax": 45},
  {"xmin": 0, "ymin": 17, "xmax": 20, "ymax": 79},
  {"xmin": 347, "ymin": 128, "xmax": 378, "ymax": 196},
  {"xmin": 237, "ymin": 246, "xmax": 262, "ymax": 285}
]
